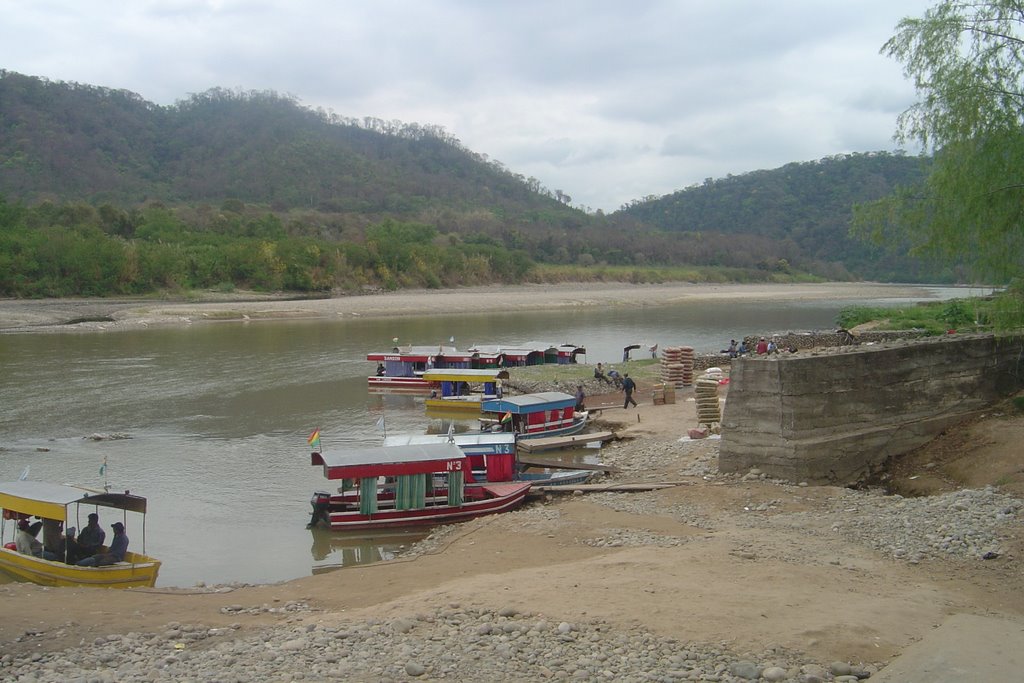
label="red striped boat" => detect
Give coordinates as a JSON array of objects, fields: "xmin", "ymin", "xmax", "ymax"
[{"xmin": 309, "ymin": 443, "xmax": 531, "ymax": 531}]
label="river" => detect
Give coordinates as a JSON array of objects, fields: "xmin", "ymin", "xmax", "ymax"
[{"xmin": 0, "ymin": 286, "xmax": 982, "ymax": 586}]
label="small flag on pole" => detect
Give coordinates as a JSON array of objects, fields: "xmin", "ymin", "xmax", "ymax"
[
  {"xmin": 99, "ymin": 457, "xmax": 107, "ymax": 477},
  {"xmin": 500, "ymin": 411, "xmax": 513, "ymax": 425},
  {"xmin": 375, "ymin": 416, "xmax": 386, "ymax": 431},
  {"xmin": 18, "ymin": 465, "xmax": 30, "ymax": 481},
  {"xmin": 308, "ymin": 428, "xmax": 322, "ymax": 452}
]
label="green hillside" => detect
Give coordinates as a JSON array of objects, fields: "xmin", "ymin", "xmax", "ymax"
[{"xmin": 0, "ymin": 70, "xmax": 961, "ymax": 296}]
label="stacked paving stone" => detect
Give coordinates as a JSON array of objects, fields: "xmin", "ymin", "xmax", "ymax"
[
  {"xmin": 695, "ymin": 372, "xmax": 722, "ymax": 429},
  {"xmin": 660, "ymin": 346, "xmax": 695, "ymax": 387}
]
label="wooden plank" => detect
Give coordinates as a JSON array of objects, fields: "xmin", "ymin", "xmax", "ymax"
[
  {"xmin": 517, "ymin": 431, "xmax": 617, "ymax": 453},
  {"xmin": 531, "ymin": 483, "xmax": 680, "ymax": 494},
  {"xmin": 516, "ymin": 455, "xmax": 619, "ymax": 473}
]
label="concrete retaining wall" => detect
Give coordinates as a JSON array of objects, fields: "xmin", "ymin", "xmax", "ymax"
[{"xmin": 718, "ymin": 334, "xmax": 1024, "ymax": 484}]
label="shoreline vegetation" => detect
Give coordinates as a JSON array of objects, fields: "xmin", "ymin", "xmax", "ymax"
[{"xmin": 0, "ymin": 281, "xmax": 946, "ymax": 333}]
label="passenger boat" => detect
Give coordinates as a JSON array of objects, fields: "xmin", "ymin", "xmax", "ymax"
[
  {"xmin": 366, "ymin": 345, "xmax": 475, "ymax": 392},
  {"xmin": 309, "ymin": 442, "xmax": 531, "ymax": 531},
  {"xmin": 382, "ymin": 432, "xmax": 594, "ymax": 486},
  {"xmin": 422, "ymin": 368, "xmax": 510, "ymax": 413},
  {"xmin": 464, "ymin": 342, "xmax": 586, "ymax": 367},
  {"xmin": 480, "ymin": 392, "xmax": 589, "ymax": 439},
  {"xmin": 0, "ymin": 480, "xmax": 161, "ymax": 588}
]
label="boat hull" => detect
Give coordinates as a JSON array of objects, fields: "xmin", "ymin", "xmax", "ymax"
[
  {"xmin": 367, "ymin": 376, "xmax": 431, "ymax": 392},
  {"xmin": 0, "ymin": 549, "xmax": 160, "ymax": 588},
  {"xmin": 517, "ymin": 416, "xmax": 589, "ymax": 439},
  {"xmin": 517, "ymin": 469, "xmax": 595, "ymax": 486},
  {"xmin": 323, "ymin": 482, "xmax": 531, "ymax": 531}
]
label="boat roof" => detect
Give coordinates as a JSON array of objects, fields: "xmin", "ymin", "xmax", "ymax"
[
  {"xmin": 481, "ymin": 392, "xmax": 576, "ymax": 413},
  {"xmin": 367, "ymin": 345, "xmax": 460, "ymax": 362},
  {"xmin": 0, "ymin": 481, "xmax": 148, "ymax": 520},
  {"xmin": 382, "ymin": 432, "xmax": 516, "ymax": 448},
  {"xmin": 421, "ymin": 368, "xmax": 509, "ymax": 382},
  {"xmin": 312, "ymin": 442, "xmax": 469, "ymax": 479}
]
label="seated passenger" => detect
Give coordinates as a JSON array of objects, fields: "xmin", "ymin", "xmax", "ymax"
[
  {"xmin": 15, "ymin": 519, "xmax": 43, "ymax": 557},
  {"xmin": 77, "ymin": 513, "xmax": 106, "ymax": 557},
  {"xmin": 77, "ymin": 522, "xmax": 128, "ymax": 567}
]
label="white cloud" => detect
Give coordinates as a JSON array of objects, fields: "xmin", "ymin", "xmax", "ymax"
[{"xmin": 0, "ymin": 0, "xmax": 934, "ymax": 211}]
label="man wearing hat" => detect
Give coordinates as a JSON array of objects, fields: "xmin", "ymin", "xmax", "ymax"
[
  {"xmin": 15, "ymin": 519, "xmax": 43, "ymax": 557},
  {"xmin": 77, "ymin": 521, "xmax": 128, "ymax": 567},
  {"xmin": 76, "ymin": 512, "xmax": 105, "ymax": 557}
]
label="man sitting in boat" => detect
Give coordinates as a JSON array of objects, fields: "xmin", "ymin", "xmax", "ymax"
[
  {"xmin": 77, "ymin": 521, "xmax": 128, "ymax": 567},
  {"xmin": 15, "ymin": 519, "xmax": 43, "ymax": 557},
  {"xmin": 76, "ymin": 513, "xmax": 106, "ymax": 557},
  {"xmin": 57, "ymin": 526, "xmax": 80, "ymax": 564}
]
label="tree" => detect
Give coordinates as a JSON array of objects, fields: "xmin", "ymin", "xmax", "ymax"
[{"xmin": 853, "ymin": 1, "xmax": 1024, "ymax": 289}]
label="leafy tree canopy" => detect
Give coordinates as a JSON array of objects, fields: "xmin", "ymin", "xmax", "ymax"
[{"xmin": 853, "ymin": 1, "xmax": 1024, "ymax": 287}]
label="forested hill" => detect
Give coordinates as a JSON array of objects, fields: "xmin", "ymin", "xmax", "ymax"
[
  {"xmin": 614, "ymin": 153, "xmax": 938, "ymax": 282},
  {"xmin": 0, "ymin": 70, "xmax": 957, "ymax": 294},
  {"xmin": 0, "ymin": 70, "xmax": 569, "ymax": 216}
]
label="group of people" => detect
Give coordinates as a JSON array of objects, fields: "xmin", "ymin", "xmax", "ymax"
[
  {"xmin": 591, "ymin": 362, "xmax": 638, "ymax": 409},
  {"xmin": 726, "ymin": 337, "xmax": 797, "ymax": 357},
  {"xmin": 14, "ymin": 512, "xmax": 129, "ymax": 566}
]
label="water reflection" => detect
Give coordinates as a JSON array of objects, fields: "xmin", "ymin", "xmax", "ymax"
[{"xmin": 308, "ymin": 527, "xmax": 430, "ymax": 575}]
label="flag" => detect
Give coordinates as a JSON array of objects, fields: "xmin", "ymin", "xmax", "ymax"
[
  {"xmin": 18, "ymin": 465, "xmax": 29, "ymax": 481},
  {"xmin": 99, "ymin": 457, "xmax": 107, "ymax": 477},
  {"xmin": 500, "ymin": 411, "xmax": 513, "ymax": 424},
  {"xmin": 375, "ymin": 416, "xmax": 386, "ymax": 431},
  {"xmin": 308, "ymin": 428, "xmax": 322, "ymax": 451}
]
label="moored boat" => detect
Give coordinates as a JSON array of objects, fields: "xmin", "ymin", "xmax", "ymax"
[
  {"xmin": 381, "ymin": 432, "xmax": 594, "ymax": 486},
  {"xmin": 367, "ymin": 345, "xmax": 474, "ymax": 392},
  {"xmin": 0, "ymin": 481, "xmax": 161, "ymax": 588},
  {"xmin": 480, "ymin": 392, "xmax": 589, "ymax": 439},
  {"xmin": 423, "ymin": 368, "xmax": 510, "ymax": 413},
  {"xmin": 309, "ymin": 442, "xmax": 531, "ymax": 531}
]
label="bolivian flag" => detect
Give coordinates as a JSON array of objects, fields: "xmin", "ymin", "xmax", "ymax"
[
  {"xmin": 308, "ymin": 428, "xmax": 322, "ymax": 452},
  {"xmin": 500, "ymin": 411, "xmax": 513, "ymax": 425}
]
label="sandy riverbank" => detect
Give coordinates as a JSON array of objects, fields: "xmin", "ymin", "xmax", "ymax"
[{"xmin": 0, "ymin": 282, "xmax": 938, "ymax": 333}]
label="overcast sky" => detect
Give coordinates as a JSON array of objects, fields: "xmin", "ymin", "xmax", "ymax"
[{"xmin": 1, "ymin": 1, "xmax": 935, "ymax": 212}]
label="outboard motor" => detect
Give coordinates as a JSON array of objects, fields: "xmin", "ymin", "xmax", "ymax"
[{"xmin": 308, "ymin": 491, "xmax": 331, "ymax": 529}]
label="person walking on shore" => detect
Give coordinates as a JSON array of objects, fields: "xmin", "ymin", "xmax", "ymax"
[{"xmin": 621, "ymin": 373, "xmax": 637, "ymax": 409}]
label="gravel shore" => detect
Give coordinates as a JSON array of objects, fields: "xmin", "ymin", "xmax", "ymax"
[{"xmin": 4, "ymin": 435, "xmax": 1021, "ymax": 682}]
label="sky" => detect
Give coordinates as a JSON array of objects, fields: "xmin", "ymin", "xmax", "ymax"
[{"xmin": 0, "ymin": 1, "xmax": 936, "ymax": 212}]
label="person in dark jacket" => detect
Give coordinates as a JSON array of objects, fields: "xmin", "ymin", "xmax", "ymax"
[
  {"xmin": 76, "ymin": 513, "xmax": 106, "ymax": 557},
  {"xmin": 621, "ymin": 373, "xmax": 637, "ymax": 409},
  {"xmin": 77, "ymin": 522, "xmax": 128, "ymax": 566}
]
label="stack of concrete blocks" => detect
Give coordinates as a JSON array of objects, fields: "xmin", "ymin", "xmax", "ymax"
[
  {"xmin": 660, "ymin": 346, "xmax": 695, "ymax": 387},
  {"xmin": 694, "ymin": 373, "xmax": 722, "ymax": 431}
]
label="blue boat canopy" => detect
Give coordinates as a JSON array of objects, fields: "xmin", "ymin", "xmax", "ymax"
[{"xmin": 481, "ymin": 392, "xmax": 576, "ymax": 414}]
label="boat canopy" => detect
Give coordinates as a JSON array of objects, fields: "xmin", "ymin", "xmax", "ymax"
[
  {"xmin": 312, "ymin": 442, "xmax": 469, "ymax": 480},
  {"xmin": 481, "ymin": 392, "xmax": 576, "ymax": 414},
  {"xmin": 0, "ymin": 481, "xmax": 148, "ymax": 520},
  {"xmin": 383, "ymin": 433, "xmax": 516, "ymax": 449},
  {"xmin": 421, "ymin": 368, "xmax": 510, "ymax": 383}
]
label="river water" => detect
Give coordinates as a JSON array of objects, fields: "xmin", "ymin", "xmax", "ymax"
[{"xmin": 0, "ymin": 286, "xmax": 980, "ymax": 586}]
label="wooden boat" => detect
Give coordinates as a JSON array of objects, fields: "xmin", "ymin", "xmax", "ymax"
[
  {"xmin": 0, "ymin": 481, "xmax": 161, "ymax": 588},
  {"xmin": 309, "ymin": 442, "xmax": 531, "ymax": 531},
  {"xmin": 422, "ymin": 368, "xmax": 510, "ymax": 413},
  {"xmin": 382, "ymin": 432, "xmax": 594, "ymax": 486},
  {"xmin": 367, "ymin": 345, "xmax": 476, "ymax": 392},
  {"xmin": 480, "ymin": 392, "xmax": 589, "ymax": 439}
]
